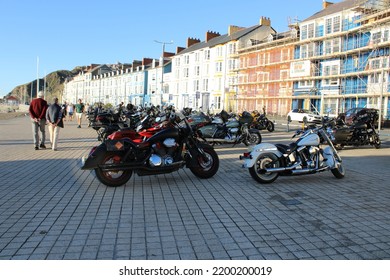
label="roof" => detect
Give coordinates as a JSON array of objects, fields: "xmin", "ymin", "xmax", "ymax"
[
  {"xmin": 302, "ymin": 0, "xmax": 367, "ymax": 22},
  {"xmin": 177, "ymin": 25, "xmax": 275, "ymax": 55}
]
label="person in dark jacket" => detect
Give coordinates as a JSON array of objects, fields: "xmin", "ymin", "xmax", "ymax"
[
  {"xmin": 46, "ymin": 97, "xmax": 64, "ymax": 151},
  {"xmin": 28, "ymin": 91, "xmax": 48, "ymax": 150}
]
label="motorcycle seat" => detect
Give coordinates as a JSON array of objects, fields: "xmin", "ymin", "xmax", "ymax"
[
  {"xmin": 275, "ymin": 143, "xmax": 298, "ymax": 154},
  {"xmin": 352, "ymin": 123, "xmax": 367, "ymax": 129}
]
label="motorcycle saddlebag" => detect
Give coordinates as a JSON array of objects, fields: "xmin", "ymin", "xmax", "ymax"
[
  {"xmin": 334, "ymin": 127, "xmax": 352, "ymax": 142},
  {"xmin": 198, "ymin": 124, "xmax": 217, "ymax": 138},
  {"xmin": 106, "ymin": 139, "xmax": 125, "ymax": 151}
]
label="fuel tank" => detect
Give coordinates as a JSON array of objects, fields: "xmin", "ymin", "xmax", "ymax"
[
  {"xmin": 146, "ymin": 127, "xmax": 180, "ymax": 143},
  {"xmin": 297, "ymin": 133, "xmax": 320, "ymax": 146}
]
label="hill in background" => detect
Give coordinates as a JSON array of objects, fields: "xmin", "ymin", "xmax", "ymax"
[{"xmin": 6, "ymin": 67, "xmax": 83, "ymax": 103}]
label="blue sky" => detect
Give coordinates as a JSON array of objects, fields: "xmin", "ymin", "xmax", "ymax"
[{"xmin": 0, "ymin": 0, "xmax": 335, "ymax": 97}]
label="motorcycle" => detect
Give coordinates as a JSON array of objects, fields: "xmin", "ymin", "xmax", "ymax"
[
  {"xmin": 250, "ymin": 110, "xmax": 275, "ymax": 132},
  {"xmin": 81, "ymin": 110, "xmax": 220, "ymax": 187},
  {"xmin": 195, "ymin": 110, "xmax": 262, "ymax": 146},
  {"xmin": 240, "ymin": 125, "xmax": 345, "ymax": 184},
  {"xmin": 324, "ymin": 111, "xmax": 381, "ymax": 150}
]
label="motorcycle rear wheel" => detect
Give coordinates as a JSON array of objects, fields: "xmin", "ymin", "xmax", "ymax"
[
  {"xmin": 95, "ymin": 152, "xmax": 133, "ymax": 187},
  {"xmin": 266, "ymin": 121, "xmax": 275, "ymax": 132},
  {"xmin": 249, "ymin": 153, "xmax": 279, "ymax": 184},
  {"xmin": 189, "ymin": 145, "xmax": 219, "ymax": 179}
]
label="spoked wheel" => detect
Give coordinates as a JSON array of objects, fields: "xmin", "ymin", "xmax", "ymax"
[
  {"xmin": 266, "ymin": 121, "xmax": 275, "ymax": 132},
  {"xmin": 244, "ymin": 132, "xmax": 262, "ymax": 146},
  {"xmin": 95, "ymin": 152, "xmax": 133, "ymax": 187},
  {"xmin": 249, "ymin": 153, "xmax": 279, "ymax": 184}
]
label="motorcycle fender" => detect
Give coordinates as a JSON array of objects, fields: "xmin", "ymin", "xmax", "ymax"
[
  {"xmin": 243, "ymin": 143, "xmax": 282, "ymax": 168},
  {"xmin": 248, "ymin": 128, "xmax": 260, "ymax": 134},
  {"xmin": 81, "ymin": 143, "xmax": 107, "ymax": 170},
  {"xmin": 323, "ymin": 146, "xmax": 336, "ymax": 168}
]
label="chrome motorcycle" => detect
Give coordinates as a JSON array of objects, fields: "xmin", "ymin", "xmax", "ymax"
[
  {"xmin": 240, "ymin": 125, "xmax": 345, "ymax": 184},
  {"xmin": 194, "ymin": 110, "xmax": 262, "ymax": 146}
]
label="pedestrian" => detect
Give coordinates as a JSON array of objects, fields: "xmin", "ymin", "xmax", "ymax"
[
  {"xmin": 67, "ymin": 103, "xmax": 74, "ymax": 121},
  {"xmin": 84, "ymin": 103, "xmax": 90, "ymax": 121},
  {"xmin": 75, "ymin": 98, "xmax": 85, "ymax": 128},
  {"xmin": 46, "ymin": 97, "xmax": 64, "ymax": 151},
  {"xmin": 62, "ymin": 102, "xmax": 68, "ymax": 121},
  {"xmin": 28, "ymin": 91, "xmax": 48, "ymax": 150}
]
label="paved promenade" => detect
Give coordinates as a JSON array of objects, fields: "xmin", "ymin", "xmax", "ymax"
[{"xmin": 0, "ymin": 115, "xmax": 389, "ymax": 260}]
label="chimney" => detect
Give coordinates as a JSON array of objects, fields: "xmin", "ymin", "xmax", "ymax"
[
  {"xmin": 142, "ymin": 58, "xmax": 153, "ymax": 66},
  {"xmin": 228, "ymin": 25, "xmax": 245, "ymax": 36},
  {"xmin": 163, "ymin": 52, "xmax": 175, "ymax": 58},
  {"xmin": 259, "ymin": 16, "xmax": 271, "ymax": 26},
  {"xmin": 176, "ymin": 46, "xmax": 185, "ymax": 54},
  {"xmin": 187, "ymin": 37, "xmax": 201, "ymax": 48},
  {"xmin": 322, "ymin": 1, "xmax": 334, "ymax": 9},
  {"xmin": 205, "ymin": 31, "xmax": 220, "ymax": 42}
]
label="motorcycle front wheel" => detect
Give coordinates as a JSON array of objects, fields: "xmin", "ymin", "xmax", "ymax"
[
  {"xmin": 372, "ymin": 134, "xmax": 381, "ymax": 149},
  {"xmin": 249, "ymin": 153, "xmax": 280, "ymax": 184},
  {"xmin": 95, "ymin": 152, "xmax": 133, "ymax": 187},
  {"xmin": 189, "ymin": 145, "xmax": 219, "ymax": 179},
  {"xmin": 243, "ymin": 132, "xmax": 262, "ymax": 146},
  {"xmin": 331, "ymin": 162, "xmax": 345, "ymax": 179}
]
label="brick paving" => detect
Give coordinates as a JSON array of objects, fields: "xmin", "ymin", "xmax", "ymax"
[{"xmin": 0, "ymin": 115, "xmax": 389, "ymax": 260}]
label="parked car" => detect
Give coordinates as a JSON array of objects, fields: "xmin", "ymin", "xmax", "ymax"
[
  {"xmin": 338, "ymin": 107, "xmax": 379, "ymax": 126},
  {"xmin": 287, "ymin": 109, "xmax": 322, "ymax": 123}
]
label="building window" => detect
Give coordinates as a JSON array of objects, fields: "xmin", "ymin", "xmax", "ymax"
[
  {"xmin": 194, "ymin": 66, "xmax": 200, "ymax": 76},
  {"xmin": 184, "ymin": 67, "xmax": 189, "ymax": 78},
  {"xmin": 301, "ymin": 45, "xmax": 308, "ymax": 58},
  {"xmin": 384, "ymin": 30, "xmax": 389, "ymax": 42},
  {"xmin": 194, "ymin": 80, "xmax": 200, "ymax": 91},
  {"xmin": 214, "ymin": 96, "xmax": 221, "ymax": 109},
  {"xmin": 301, "ymin": 25, "xmax": 308, "ymax": 40},
  {"xmin": 324, "ymin": 38, "xmax": 341, "ymax": 55},
  {"xmin": 228, "ymin": 59, "xmax": 236, "ymax": 71},
  {"xmin": 216, "ymin": 47, "xmax": 223, "ymax": 57},
  {"xmin": 308, "ymin": 23, "xmax": 315, "ymax": 38},
  {"xmin": 322, "ymin": 64, "xmax": 339, "ymax": 86},
  {"xmin": 325, "ymin": 15, "xmax": 341, "ymax": 35},
  {"xmin": 204, "ymin": 50, "xmax": 210, "ymax": 60},
  {"xmin": 228, "ymin": 43, "xmax": 236, "ymax": 55},
  {"xmin": 372, "ymin": 32, "xmax": 382, "ymax": 44},
  {"xmin": 175, "ymin": 58, "xmax": 180, "ymax": 67},
  {"xmin": 202, "ymin": 79, "xmax": 209, "ymax": 91},
  {"xmin": 281, "ymin": 49, "xmax": 290, "ymax": 61},
  {"xmin": 215, "ymin": 62, "xmax": 223, "ymax": 72}
]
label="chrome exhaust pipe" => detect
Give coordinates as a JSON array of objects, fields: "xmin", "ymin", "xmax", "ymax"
[{"xmin": 265, "ymin": 161, "xmax": 301, "ymax": 172}]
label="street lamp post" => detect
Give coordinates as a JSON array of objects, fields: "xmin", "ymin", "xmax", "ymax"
[{"xmin": 154, "ymin": 40, "xmax": 173, "ymax": 106}]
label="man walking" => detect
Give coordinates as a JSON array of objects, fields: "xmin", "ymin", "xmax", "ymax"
[
  {"xmin": 46, "ymin": 97, "xmax": 64, "ymax": 151},
  {"xmin": 75, "ymin": 99, "xmax": 85, "ymax": 128},
  {"xmin": 28, "ymin": 91, "xmax": 48, "ymax": 150}
]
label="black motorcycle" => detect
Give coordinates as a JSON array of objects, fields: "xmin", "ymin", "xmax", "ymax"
[
  {"xmin": 90, "ymin": 109, "xmax": 128, "ymax": 142},
  {"xmin": 324, "ymin": 110, "xmax": 381, "ymax": 149},
  {"xmin": 81, "ymin": 110, "xmax": 219, "ymax": 187},
  {"xmin": 194, "ymin": 110, "xmax": 262, "ymax": 146}
]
